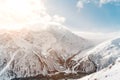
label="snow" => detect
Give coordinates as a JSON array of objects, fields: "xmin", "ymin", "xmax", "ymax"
[
  {"xmin": 77, "ymin": 37, "xmax": 120, "ymax": 80},
  {"xmin": 78, "ymin": 58, "xmax": 120, "ymax": 80},
  {"xmin": 0, "ymin": 25, "xmax": 120, "ymax": 80},
  {"xmin": 87, "ymin": 37, "xmax": 120, "ymax": 71},
  {"xmin": 0, "ymin": 25, "xmax": 93, "ymax": 79}
]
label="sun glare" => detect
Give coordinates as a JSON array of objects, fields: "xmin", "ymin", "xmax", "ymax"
[{"xmin": 0, "ymin": 0, "xmax": 45, "ymax": 30}]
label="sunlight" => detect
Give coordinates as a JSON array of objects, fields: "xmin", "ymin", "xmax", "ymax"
[{"xmin": 0, "ymin": 0, "xmax": 46, "ymax": 30}]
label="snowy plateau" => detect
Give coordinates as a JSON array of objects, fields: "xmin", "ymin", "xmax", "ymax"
[{"xmin": 0, "ymin": 25, "xmax": 120, "ymax": 80}]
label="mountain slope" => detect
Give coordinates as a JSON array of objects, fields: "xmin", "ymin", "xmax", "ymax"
[
  {"xmin": 78, "ymin": 58, "xmax": 120, "ymax": 80},
  {"xmin": 88, "ymin": 37, "xmax": 120, "ymax": 71},
  {"xmin": 0, "ymin": 25, "xmax": 93, "ymax": 80},
  {"xmin": 78, "ymin": 37, "xmax": 120, "ymax": 80}
]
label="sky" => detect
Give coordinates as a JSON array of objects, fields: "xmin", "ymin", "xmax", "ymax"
[
  {"xmin": 0, "ymin": 0, "xmax": 120, "ymax": 32},
  {"xmin": 46, "ymin": 0, "xmax": 120, "ymax": 32}
]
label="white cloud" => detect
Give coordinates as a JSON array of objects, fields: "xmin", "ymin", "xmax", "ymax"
[
  {"xmin": 99, "ymin": 0, "xmax": 120, "ymax": 6},
  {"xmin": 77, "ymin": 0, "xmax": 92, "ymax": 8},
  {"xmin": 53, "ymin": 15, "xmax": 66, "ymax": 23},
  {"xmin": 0, "ymin": 0, "xmax": 66, "ymax": 30},
  {"xmin": 76, "ymin": 1, "xmax": 84, "ymax": 9},
  {"xmin": 74, "ymin": 31, "xmax": 120, "ymax": 44},
  {"xmin": 77, "ymin": 0, "xmax": 120, "ymax": 9}
]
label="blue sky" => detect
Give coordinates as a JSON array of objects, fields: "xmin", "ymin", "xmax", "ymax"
[{"xmin": 46, "ymin": 0, "xmax": 120, "ymax": 32}]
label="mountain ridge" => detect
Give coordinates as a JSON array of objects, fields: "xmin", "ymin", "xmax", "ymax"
[{"xmin": 0, "ymin": 26, "xmax": 94, "ymax": 80}]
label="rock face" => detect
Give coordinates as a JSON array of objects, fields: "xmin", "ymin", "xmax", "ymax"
[
  {"xmin": 0, "ymin": 26, "xmax": 93, "ymax": 80},
  {"xmin": 73, "ymin": 57, "xmax": 96, "ymax": 74}
]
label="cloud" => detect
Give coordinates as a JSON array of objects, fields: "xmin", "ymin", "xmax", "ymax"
[
  {"xmin": 77, "ymin": 0, "xmax": 92, "ymax": 9},
  {"xmin": 77, "ymin": 0, "xmax": 120, "ymax": 9},
  {"xmin": 76, "ymin": 1, "xmax": 84, "ymax": 9},
  {"xmin": 0, "ymin": 0, "xmax": 66, "ymax": 29},
  {"xmin": 74, "ymin": 31, "xmax": 120, "ymax": 44},
  {"xmin": 99, "ymin": 0, "xmax": 120, "ymax": 6},
  {"xmin": 52, "ymin": 15, "xmax": 66, "ymax": 23}
]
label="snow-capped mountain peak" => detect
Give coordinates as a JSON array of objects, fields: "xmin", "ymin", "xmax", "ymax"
[{"xmin": 0, "ymin": 25, "xmax": 93, "ymax": 80}]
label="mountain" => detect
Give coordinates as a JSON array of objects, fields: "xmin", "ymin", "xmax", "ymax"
[
  {"xmin": 78, "ymin": 37, "xmax": 120, "ymax": 80},
  {"xmin": 75, "ymin": 32, "xmax": 120, "ymax": 45},
  {"xmin": 0, "ymin": 25, "xmax": 93, "ymax": 80},
  {"xmin": 78, "ymin": 58, "xmax": 120, "ymax": 80}
]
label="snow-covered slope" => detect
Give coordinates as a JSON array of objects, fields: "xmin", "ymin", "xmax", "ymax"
[
  {"xmin": 78, "ymin": 37, "xmax": 120, "ymax": 80},
  {"xmin": 0, "ymin": 25, "xmax": 93, "ymax": 80},
  {"xmin": 78, "ymin": 58, "xmax": 120, "ymax": 80},
  {"xmin": 88, "ymin": 37, "xmax": 120, "ymax": 71}
]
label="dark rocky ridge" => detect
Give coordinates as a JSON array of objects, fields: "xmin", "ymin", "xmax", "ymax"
[{"xmin": 11, "ymin": 72, "xmax": 89, "ymax": 80}]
